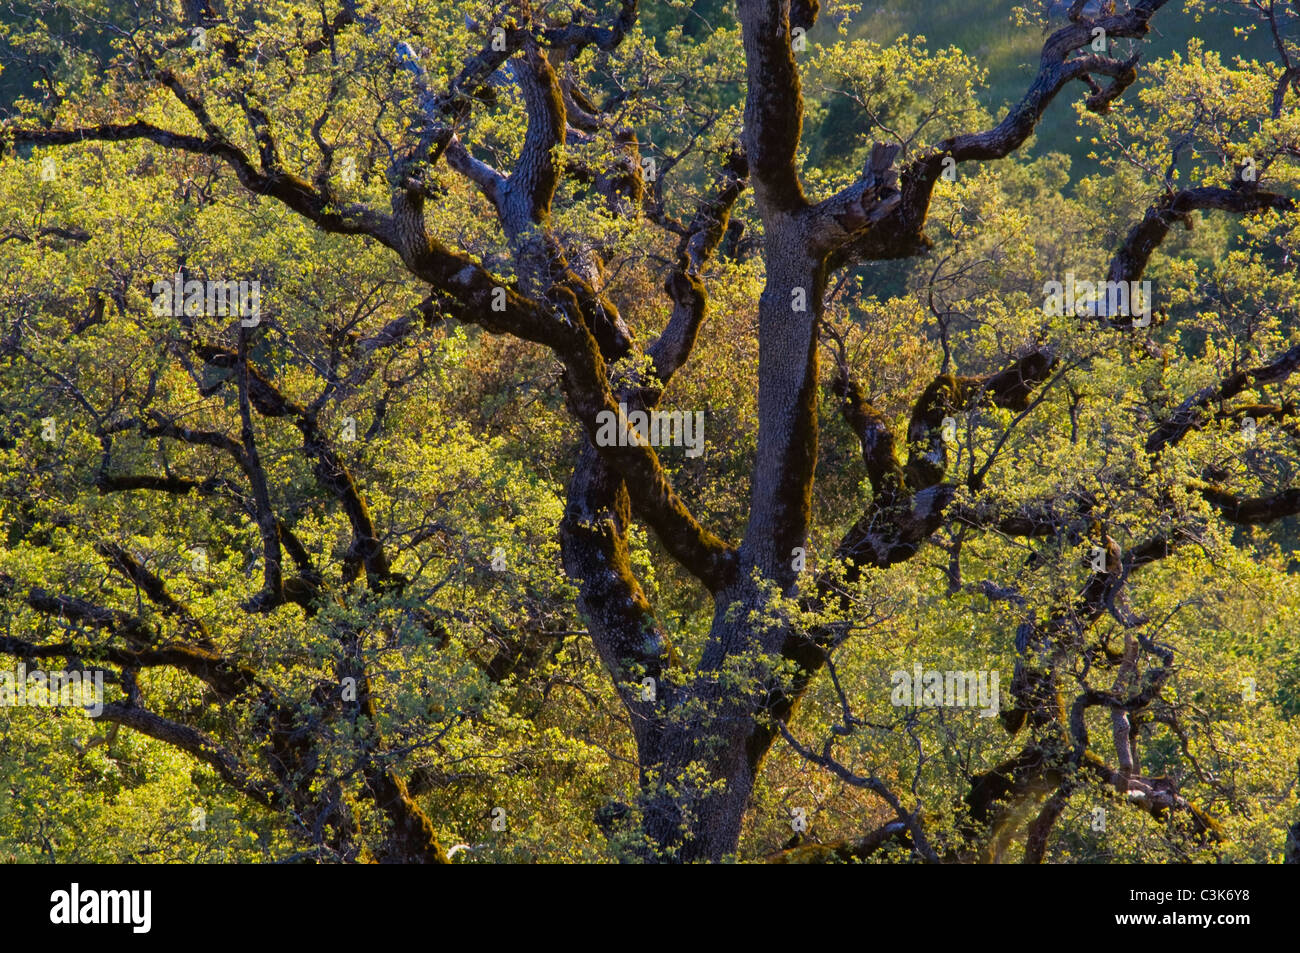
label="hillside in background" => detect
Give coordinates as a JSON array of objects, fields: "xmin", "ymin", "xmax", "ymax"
[{"xmin": 808, "ymin": 0, "xmax": 1277, "ymax": 179}]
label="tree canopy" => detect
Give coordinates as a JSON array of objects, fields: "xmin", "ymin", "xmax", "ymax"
[{"xmin": 0, "ymin": 0, "xmax": 1298, "ymax": 863}]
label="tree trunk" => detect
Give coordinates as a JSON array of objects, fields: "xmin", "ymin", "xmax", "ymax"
[{"xmin": 636, "ymin": 227, "xmax": 825, "ymax": 862}]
